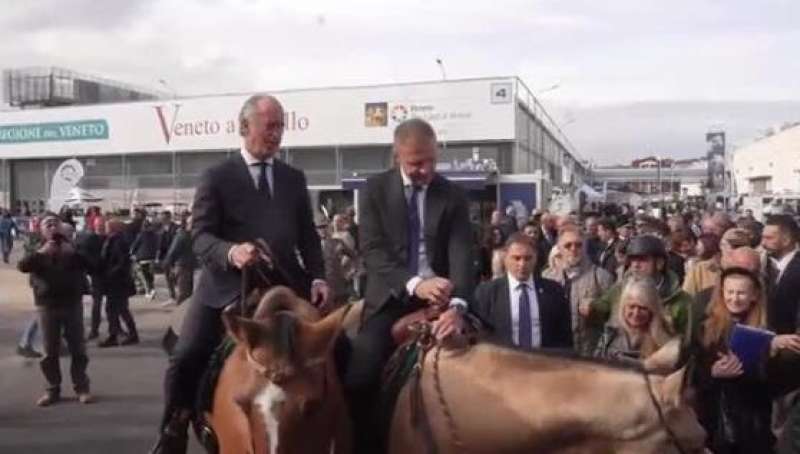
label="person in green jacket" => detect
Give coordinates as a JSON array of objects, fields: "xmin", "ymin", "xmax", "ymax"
[{"xmin": 581, "ymin": 234, "xmax": 695, "ymax": 349}]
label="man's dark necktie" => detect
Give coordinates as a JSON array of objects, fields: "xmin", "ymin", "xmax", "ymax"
[
  {"xmin": 407, "ymin": 185, "xmax": 422, "ymax": 274},
  {"xmin": 518, "ymin": 283, "xmax": 532, "ymax": 348},
  {"xmin": 257, "ymin": 161, "xmax": 271, "ymax": 198},
  {"xmin": 766, "ymin": 260, "xmax": 779, "ymax": 296}
]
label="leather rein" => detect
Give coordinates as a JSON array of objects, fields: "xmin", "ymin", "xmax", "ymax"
[
  {"xmin": 642, "ymin": 371, "xmax": 690, "ymax": 454},
  {"xmin": 408, "ymin": 322, "xmax": 467, "ymax": 454}
]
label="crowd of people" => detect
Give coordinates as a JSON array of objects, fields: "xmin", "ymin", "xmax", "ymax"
[
  {"xmin": 473, "ymin": 205, "xmax": 800, "ymax": 453},
  {"xmin": 6, "ymin": 206, "xmax": 198, "ymax": 407},
  {"xmin": 4, "ymin": 96, "xmax": 798, "ymax": 454}
]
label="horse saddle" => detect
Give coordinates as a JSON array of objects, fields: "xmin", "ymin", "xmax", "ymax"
[{"xmin": 391, "ymin": 306, "xmax": 443, "ymax": 345}]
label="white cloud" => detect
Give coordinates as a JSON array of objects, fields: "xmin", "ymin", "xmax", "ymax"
[{"xmin": 1, "ymin": 0, "xmax": 799, "ymax": 162}]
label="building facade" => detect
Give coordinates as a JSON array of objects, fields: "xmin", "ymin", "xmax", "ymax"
[
  {"xmin": 732, "ymin": 123, "xmax": 800, "ymax": 196},
  {"xmin": 590, "ymin": 156, "xmax": 707, "ymax": 198},
  {"xmin": 0, "ymin": 77, "xmax": 583, "ymax": 218}
]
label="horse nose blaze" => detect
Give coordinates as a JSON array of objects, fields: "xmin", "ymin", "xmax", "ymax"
[{"xmin": 254, "ymin": 382, "xmax": 287, "ymax": 454}]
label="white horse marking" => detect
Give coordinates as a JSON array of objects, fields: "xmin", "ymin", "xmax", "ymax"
[{"xmin": 254, "ymin": 382, "xmax": 287, "ymax": 454}]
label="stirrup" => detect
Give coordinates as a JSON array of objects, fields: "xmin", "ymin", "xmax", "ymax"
[{"xmin": 192, "ymin": 418, "xmax": 219, "ymax": 454}]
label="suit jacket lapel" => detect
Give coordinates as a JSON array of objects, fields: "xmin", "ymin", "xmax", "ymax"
[
  {"xmin": 496, "ymin": 277, "xmax": 513, "ymax": 345},
  {"xmin": 232, "ymin": 153, "xmax": 257, "ymax": 193},
  {"xmin": 387, "ymin": 169, "xmax": 409, "ymax": 254},
  {"xmin": 534, "ymin": 279, "xmax": 551, "ymax": 345},
  {"xmin": 424, "ymin": 175, "xmax": 446, "ymax": 262},
  {"xmin": 272, "ymin": 160, "xmax": 288, "ymax": 200}
]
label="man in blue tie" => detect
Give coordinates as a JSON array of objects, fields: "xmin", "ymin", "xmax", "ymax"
[
  {"xmin": 346, "ymin": 118, "xmax": 474, "ymax": 453},
  {"xmin": 472, "ymin": 233, "xmax": 573, "ymax": 350}
]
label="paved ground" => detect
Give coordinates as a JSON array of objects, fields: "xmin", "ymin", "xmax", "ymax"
[{"xmin": 0, "ymin": 244, "xmax": 204, "ymax": 453}]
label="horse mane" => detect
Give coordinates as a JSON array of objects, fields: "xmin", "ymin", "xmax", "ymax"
[
  {"xmin": 252, "ymin": 286, "xmax": 319, "ymax": 322},
  {"xmin": 250, "ymin": 286, "xmax": 319, "ymax": 361},
  {"xmin": 268, "ymin": 311, "xmax": 298, "ymax": 360},
  {"xmin": 475, "ymin": 340, "xmax": 646, "ymax": 374}
]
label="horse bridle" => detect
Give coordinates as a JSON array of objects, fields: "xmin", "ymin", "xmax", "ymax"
[
  {"xmin": 238, "ymin": 238, "xmax": 292, "ymax": 318},
  {"xmin": 642, "ymin": 371, "xmax": 690, "ymax": 454}
]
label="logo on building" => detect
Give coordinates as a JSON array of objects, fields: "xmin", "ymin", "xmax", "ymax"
[
  {"xmin": 364, "ymin": 102, "xmax": 387, "ymax": 127},
  {"xmin": 391, "ymin": 104, "xmax": 408, "ymax": 123}
]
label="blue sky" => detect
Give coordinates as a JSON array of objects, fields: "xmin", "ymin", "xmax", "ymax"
[{"xmin": 2, "ymin": 0, "xmax": 799, "ymax": 163}]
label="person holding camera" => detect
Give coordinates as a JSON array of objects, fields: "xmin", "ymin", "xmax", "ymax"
[{"xmin": 17, "ymin": 212, "xmax": 92, "ymax": 407}]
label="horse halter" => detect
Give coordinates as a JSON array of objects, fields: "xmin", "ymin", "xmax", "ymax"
[
  {"xmin": 642, "ymin": 371, "xmax": 690, "ymax": 454},
  {"xmin": 244, "ymin": 348, "xmax": 328, "ymax": 384}
]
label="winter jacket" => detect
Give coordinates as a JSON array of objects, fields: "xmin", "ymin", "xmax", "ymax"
[
  {"xmin": 693, "ymin": 331, "xmax": 776, "ymax": 454},
  {"xmin": 683, "ymin": 257, "xmax": 720, "ymax": 296},
  {"xmin": 162, "ymin": 228, "xmax": 197, "ymax": 270},
  {"xmin": 588, "ymin": 269, "xmax": 694, "ymax": 347},
  {"xmin": 17, "ymin": 249, "xmax": 90, "ymax": 307},
  {"xmin": 130, "ymin": 227, "xmax": 158, "ymax": 261},
  {"xmin": 543, "ymin": 260, "xmax": 615, "ymax": 354},
  {"xmin": 101, "ymin": 233, "xmax": 137, "ymax": 298},
  {"xmin": 593, "ymin": 324, "xmax": 642, "ymax": 366}
]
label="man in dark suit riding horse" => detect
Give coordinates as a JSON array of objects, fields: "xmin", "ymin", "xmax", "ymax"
[
  {"xmin": 150, "ymin": 94, "xmax": 329, "ymax": 454},
  {"xmin": 345, "ymin": 118, "xmax": 475, "ymax": 453}
]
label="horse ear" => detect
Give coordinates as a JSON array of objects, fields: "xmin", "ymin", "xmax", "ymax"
[
  {"xmin": 659, "ymin": 366, "xmax": 688, "ymax": 409},
  {"xmin": 223, "ymin": 311, "xmax": 264, "ymax": 348},
  {"xmin": 244, "ymin": 288, "xmax": 267, "ymax": 313},
  {"xmin": 643, "ymin": 338, "xmax": 680, "ymax": 374},
  {"xmin": 296, "ymin": 304, "xmax": 352, "ymax": 363}
]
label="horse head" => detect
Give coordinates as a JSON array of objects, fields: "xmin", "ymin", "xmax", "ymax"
[
  {"xmin": 221, "ymin": 286, "xmax": 351, "ymax": 453},
  {"xmin": 646, "ymin": 366, "xmax": 708, "ymax": 454}
]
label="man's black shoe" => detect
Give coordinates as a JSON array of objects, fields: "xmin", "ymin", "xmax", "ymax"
[
  {"xmin": 120, "ymin": 335, "xmax": 140, "ymax": 346},
  {"xmin": 87, "ymin": 331, "xmax": 99, "ymax": 341},
  {"xmin": 149, "ymin": 428, "xmax": 188, "ymax": 454},
  {"xmin": 98, "ymin": 337, "xmax": 119, "ymax": 348},
  {"xmin": 16, "ymin": 345, "xmax": 43, "ymax": 359}
]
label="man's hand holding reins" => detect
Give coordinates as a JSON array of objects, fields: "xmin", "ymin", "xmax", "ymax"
[
  {"xmin": 431, "ymin": 307, "xmax": 466, "ymax": 342},
  {"xmin": 414, "ymin": 277, "xmax": 453, "ymax": 307},
  {"xmin": 229, "ymin": 242, "xmax": 261, "ymax": 269}
]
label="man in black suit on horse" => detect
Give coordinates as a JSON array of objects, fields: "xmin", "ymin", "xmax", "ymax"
[
  {"xmin": 150, "ymin": 94, "xmax": 329, "ymax": 454},
  {"xmin": 346, "ymin": 118, "xmax": 475, "ymax": 453}
]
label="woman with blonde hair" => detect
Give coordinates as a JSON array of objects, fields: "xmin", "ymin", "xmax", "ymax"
[
  {"xmin": 594, "ymin": 276, "xmax": 675, "ymax": 365},
  {"xmin": 692, "ymin": 267, "xmax": 800, "ymax": 454}
]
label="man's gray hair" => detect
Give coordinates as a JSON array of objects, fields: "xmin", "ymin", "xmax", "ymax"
[
  {"xmin": 393, "ymin": 118, "xmax": 436, "ymax": 144},
  {"xmin": 238, "ymin": 94, "xmax": 283, "ymax": 136}
]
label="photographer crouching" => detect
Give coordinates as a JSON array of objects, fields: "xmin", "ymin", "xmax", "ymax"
[{"xmin": 17, "ymin": 212, "xmax": 92, "ymax": 407}]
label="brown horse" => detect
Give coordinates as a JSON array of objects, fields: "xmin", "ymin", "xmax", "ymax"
[
  {"xmin": 389, "ymin": 341, "xmax": 708, "ymax": 454},
  {"xmin": 208, "ymin": 286, "xmax": 351, "ymax": 454}
]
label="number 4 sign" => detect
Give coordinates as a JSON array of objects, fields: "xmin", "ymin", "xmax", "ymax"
[{"xmin": 490, "ymin": 82, "xmax": 512, "ymax": 104}]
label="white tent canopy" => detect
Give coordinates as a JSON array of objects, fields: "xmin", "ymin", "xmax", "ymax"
[{"xmin": 576, "ymin": 184, "xmax": 604, "ymax": 202}]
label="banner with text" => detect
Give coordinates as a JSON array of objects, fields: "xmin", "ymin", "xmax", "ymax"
[
  {"xmin": 0, "ymin": 78, "xmax": 516, "ymax": 158},
  {"xmin": 0, "ymin": 119, "xmax": 108, "ymax": 144}
]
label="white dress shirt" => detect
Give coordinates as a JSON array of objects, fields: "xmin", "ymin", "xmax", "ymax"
[
  {"xmin": 240, "ymin": 147, "xmax": 274, "ymax": 196},
  {"xmin": 507, "ymin": 273, "xmax": 542, "ymax": 347}
]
